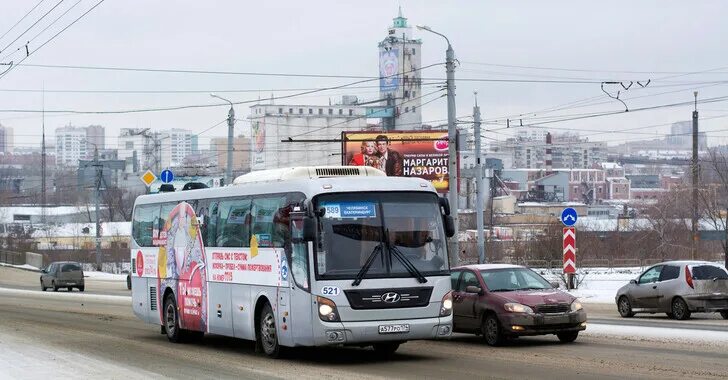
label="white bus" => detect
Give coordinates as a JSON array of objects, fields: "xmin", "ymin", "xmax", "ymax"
[{"xmin": 130, "ymin": 166, "xmax": 454, "ymax": 357}]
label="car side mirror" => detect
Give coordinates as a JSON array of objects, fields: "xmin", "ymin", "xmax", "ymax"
[
  {"xmin": 550, "ymin": 281, "xmax": 560, "ymax": 289},
  {"xmin": 302, "ymin": 217, "xmax": 316, "ymax": 242},
  {"xmin": 630, "ymin": 279, "xmax": 637, "ymax": 285},
  {"xmin": 443, "ymin": 215, "xmax": 455, "ymax": 238},
  {"xmin": 41, "ymin": 269, "xmax": 47, "ymax": 274},
  {"xmin": 465, "ymin": 285, "xmax": 483, "ymax": 295}
]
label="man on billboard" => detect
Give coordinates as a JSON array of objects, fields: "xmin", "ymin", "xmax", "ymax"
[{"xmin": 375, "ymin": 135, "xmax": 404, "ymax": 176}]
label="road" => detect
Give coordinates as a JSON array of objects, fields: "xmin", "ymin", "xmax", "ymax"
[{"xmin": 1, "ymin": 266, "xmax": 728, "ymax": 379}]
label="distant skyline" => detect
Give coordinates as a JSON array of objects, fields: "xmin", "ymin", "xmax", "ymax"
[{"xmin": 1, "ymin": 0, "xmax": 727, "ymax": 154}]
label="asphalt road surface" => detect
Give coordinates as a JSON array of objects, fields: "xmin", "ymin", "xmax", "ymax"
[{"xmin": 1, "ymin": 267, "xmax": 727, "ymax": 380}]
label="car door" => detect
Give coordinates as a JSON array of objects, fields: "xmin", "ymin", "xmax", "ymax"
[
  {"xmin": 42, "ymin": 263, "xmax": 56, "ymax": 287},
  {"xmin": 450, "ymin": 271, "xmax": 464, "ymax": 328},
  {"xmin": 454, "ymin": 270, "xmax": 480, "ymax": 330},
  {"xmin": 655, "ymin": 265, "xmax": 681, "ymax": 311},
  {"xmin": 632, "ymin": 265, "xmax": 663, "ymax": 309}
]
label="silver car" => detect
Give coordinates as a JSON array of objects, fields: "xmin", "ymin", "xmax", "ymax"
[
  {"xmin": 616, "ymin": 261, "xmax": 728, "ymax": 320},
  {"xmin": 40, "ymin": 261, "xmax": 85, "ymax": 292}
]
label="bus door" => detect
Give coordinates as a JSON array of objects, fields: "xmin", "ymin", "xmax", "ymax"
[{"xmin": 287, "ymin": 211, "xmax": 314, "ymax": 345}]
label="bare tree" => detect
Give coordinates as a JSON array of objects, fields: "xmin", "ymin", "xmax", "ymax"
[{"xmin": 700, "ymin": 148, "xmax": 728, "ymax": 266}]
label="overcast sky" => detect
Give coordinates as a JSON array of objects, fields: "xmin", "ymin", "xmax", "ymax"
[{"xmin": 1, "ymin": 0, "xmax": 727, "ymax": 151}]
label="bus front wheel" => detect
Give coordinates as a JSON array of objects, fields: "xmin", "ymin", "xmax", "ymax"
[{"xmin": 257, "ymin": 302, "xmax": 282, "ymax": 358}]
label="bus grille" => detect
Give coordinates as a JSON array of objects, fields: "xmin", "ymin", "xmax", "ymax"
[
  {"xmin": 345, "ymin": 287, "xmax": 433, "ymax": 309},
  {"xmin": 316, "ymin": 167, "xmax": 361, "ymax": 177},
  {"xmin": 150, "ymin": 287, "xmax": 157, "ymax": 311}
]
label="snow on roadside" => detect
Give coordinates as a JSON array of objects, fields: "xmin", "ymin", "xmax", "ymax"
[
  {"xmin": 535, "ymin": 267, "xmax": 642, "ymax": 305},
  {"xmin": 0, "ymin": 262, "xmax": 40, "ymax": 272},
  {"xmin": 0, "ymin": 287, "xmax": 130, "ymax": 305},
  {"xmin": 83, "ymin": 271, "xmax": 127, "ymax": 281},
  {"xmin": 585, "ymin": 323, "xmax": 728, "ymax": 347}
]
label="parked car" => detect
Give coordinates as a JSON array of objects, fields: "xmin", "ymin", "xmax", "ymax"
[
  {"xmin": 616, "ymin": 261, "xmax": 728, "ymax": 320},
  {"xmin": 40, "ymin": 261, "xmax": 85, "ymax": 292},
  {"xmin": 451, "ymin": 264, "xmax": 587, "ymax": 346}
]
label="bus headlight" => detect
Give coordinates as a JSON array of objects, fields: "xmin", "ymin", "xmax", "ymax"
[
  {"xmin": 440, "ymin": 291, "xmax": 453, "ymax": 317},
  {"xmin": 317, "ymin": 296, "xmax": 340, "ymax": 322}
]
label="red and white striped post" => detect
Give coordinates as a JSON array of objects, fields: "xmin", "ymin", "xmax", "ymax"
[{"xmin": 563, "ymin": 227, "xmax": 576, "ymax": 289}]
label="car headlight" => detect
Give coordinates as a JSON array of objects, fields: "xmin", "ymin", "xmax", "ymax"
[
  {"xmin": 440, "ymin": 291, "xmax": 453, "ymax": 317},
  {"xmin": 317, "ymin": 296, "xmax": 340, "ymax": 322},
  {"xmin": 504, "ymin": 303, "xmax": 534, "ymax": 313},
  {"xmin": 570, "ymin": 301, "xmax": 583, "ymax": 312}
]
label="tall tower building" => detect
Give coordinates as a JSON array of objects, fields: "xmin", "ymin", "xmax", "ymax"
[
  {"xmin": 0, "ymin": 124, "xmax": 13, "ymax": 153},
  {"xmin": 85, "ymin": 125, "xmax": 105, "ymax": 150},
  {"xmin": 378, "ymin": 7, "xmax": 422, "ymax": 130}
]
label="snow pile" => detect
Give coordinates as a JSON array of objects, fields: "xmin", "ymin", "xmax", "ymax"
[
  {"xmin": 0, "ymin": 262, "xmax": 41, "ymax": 272},
  {"xmin": 83, "ymin": 271, "xmax": 127, "ymax": 281},
  {"xmin": 586, "ymin": 323, "xmax": 728, "ymax": 347}
]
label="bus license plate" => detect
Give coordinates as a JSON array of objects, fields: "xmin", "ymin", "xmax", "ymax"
[{"xmin": 378, "ymin": 324, "xmax": 410, "ymax": 334}]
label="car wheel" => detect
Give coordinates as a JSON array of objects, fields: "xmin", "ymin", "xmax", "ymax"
[
  {"xmin": 52, "ymin": 281, "xmax": 58, "ymax": 292},
  {"xmin": 720, "ymin": 311, "xmax": 728, "ymax": 320},
  {"xmin": 373, "ymin": 342, "xmax": 401, "ymax": 358},
  {"xmin": 40, "ymin": 280, "xmax": 46, "ymax": 291},
  {"xmin": 617, "ymin": 296, "xmax": 635, "ymax": 318},
  {"xmin": 482, "ymin": 314, "xmax": 505, "ymax": 346},
  {"xmin": 126, "ymin": 274, "xmax": 132, "ymax": 290},
  {"xmin": 257, "ymin": 302, "xmax": 281, "ymax": 358},
  {"xmin": 164, "ymin": 294, "xmax": 183, "ymax": 343},
  {"xmin": 671, "ymin": 297, "xmax": 691, "ymax": 320},
  {"xmin": 67, "ymin": 287, "xmax": 73, "ymax": 292},
  {"xmin": 557, "ymin": 331, "xmax": 579, "ymax": 343},
  {"xmin": 78, "ymin": 286, "xmax": 85, "ymax": 292}
]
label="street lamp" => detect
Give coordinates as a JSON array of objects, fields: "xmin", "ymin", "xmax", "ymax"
[
  {"xmin": 210, "ymin": 93, "xmax": 235, "ymax": 185},
  {"xmin": 417, "ymin": 24, "xmax": 459, "ymax": 265}
]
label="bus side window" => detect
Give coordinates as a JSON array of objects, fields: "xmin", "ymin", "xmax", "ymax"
[
  {"xmin": 217, "ymin": 198, "xmax": 252, "ymax": 247},
  {"xmin": 207, "ymin": 202, "xmax": 219, "ymax": 247},
  {"xmin": 132, "ymin": 204, "xmax": 157, "ymax": 247}
]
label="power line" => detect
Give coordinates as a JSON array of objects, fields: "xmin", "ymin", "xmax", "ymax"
[
  {"xmin": 0, "ymin": 0, "xmax": 47, "ymax": 44},
  {"xmin": 0, "ymin": 0, "xmax": 65, "ymax": 57},
  {"xmin": 460, "ymin": 61, "xmax": 728, "ymax": 76},
  {"xmin": 0, "ymin": 0, "xmax": 106, "ymax": 81}
]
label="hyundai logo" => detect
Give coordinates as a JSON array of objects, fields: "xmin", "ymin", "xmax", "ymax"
[{"xmin": 381, "ymin": 292, "xmax": 401, "ymax": 303}]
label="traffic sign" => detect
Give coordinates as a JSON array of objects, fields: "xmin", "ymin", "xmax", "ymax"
[
  {"xmin": 160, "ymin": 169, "xmax": 174, "ymax": 184},
  {"xmin": 563, "ymin": 227, "xmax": 576, "ymax": 274},
  {"xmin": 560, "ymin": 207, "xmax": 578, "ymax": 226},
  {"xmin": 140, "ymin": 170, "xmax": 157, "ymax": 187}
]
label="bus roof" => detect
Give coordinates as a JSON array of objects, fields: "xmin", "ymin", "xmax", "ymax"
[{"xmin": 134, "ymin": 169, "xmax": 438, "ymax": 206}]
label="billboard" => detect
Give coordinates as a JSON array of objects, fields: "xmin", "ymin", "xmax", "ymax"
[
  {"xmin": 379, "ymin": 48, "xmax": 399, "ymax": 94},
  {"xmin": 341, "ymin": 131, "xmax": 452, "ymax": 193},
  {"xmin": 251, "ymin": 120, "xmax": 266, "ymax": 170}
]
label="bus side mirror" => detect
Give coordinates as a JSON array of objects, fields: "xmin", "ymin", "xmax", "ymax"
[
  {"xmin": 444, "ymin": 215, "xmax": 455, "ymax": 238},
  {"xmin": 303, "ymin": 217, "xmax": 316, "ymax": 241},
  {"xmin": 439, "ymin": 197, "xmax": 451, "ymax": 216}
]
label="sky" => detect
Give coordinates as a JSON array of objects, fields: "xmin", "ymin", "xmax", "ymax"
[{"xmin": 1, "ymin": 0, "xmax": 727, "ymax": 153}]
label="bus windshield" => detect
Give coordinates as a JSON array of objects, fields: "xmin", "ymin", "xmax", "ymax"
[{"xmin": 314, "ymin": 192, "xmax": 449, "ymax": 281}]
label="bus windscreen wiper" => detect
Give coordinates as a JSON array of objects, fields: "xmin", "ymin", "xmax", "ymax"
[
  {"xmin": 351, "ymin": 243, "xmax": 383, "ymax": 286},
  {"xmin": 385, "ymin": 232, "xmax": 428, "ymax": 284}
]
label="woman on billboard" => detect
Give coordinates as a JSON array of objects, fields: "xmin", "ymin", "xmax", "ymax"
[{"xmin": 349, "ymin": 139, "xmax": 382, "ymax": 169}]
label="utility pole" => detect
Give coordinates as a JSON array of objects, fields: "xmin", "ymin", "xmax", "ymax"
[
  {"xmin": 41, "ymin": 87, "xmax": 46, "ymax": 223},
  {"xmin": 93, "ymin": 147, "xmax": 102, "ymax": 270},
  {"xmin": 692, "ymin": 91, "xmax": 699, "ymax": 261},
  {"xmin": 416, "ymin": 25, "xmax": 459, "ymax": 265},
  {"xmin": 211, "ymin": 94, "xmax": 235, "ymax": 185},
  {"xmin": 474, "ymin": 92, "xmax": 485, "ymax": 264}
]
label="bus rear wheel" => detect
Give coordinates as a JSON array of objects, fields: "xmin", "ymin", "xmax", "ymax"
[
  {"xmin": 164, "ymin": 294, "xmax": 183, "ymax": 343},
  {"xmin": 257, "ymin": 302, "xmax": 281, "ymax": 358}
]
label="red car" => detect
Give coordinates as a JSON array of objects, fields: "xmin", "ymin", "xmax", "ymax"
[{"xmin": 450, "ymin": 264, "xmax": 587, "ymax": 346}]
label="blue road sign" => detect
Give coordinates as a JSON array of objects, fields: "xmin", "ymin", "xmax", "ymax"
[
  {"xmin": 561, "ymin": 207, "xmax": 578, "ymax": 226},
  {"xmin": 160, "ymin": 169, "xmax": 174, "ymax": 184}
]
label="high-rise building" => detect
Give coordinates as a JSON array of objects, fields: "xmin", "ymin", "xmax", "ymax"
[
  {"xmin": 248, "ymin": 101, "xmax": 367, "ymax": 171},
  {"xmin": 167, "ymin": 128, "xmax": 198, "ymax": 167},
  {"xmin": 55, "ymin": 125, "xmax": 89, "ymax": 167},
  {"xmin": 490, "ymin": 129, "xmax": 607, "ymax": 169},
  {"xmin": 378, "ymin": 7, "xmax": 422, "ymax": 130},
  {"xmin": 211, "ymin": 136, "xmax": 251, "ymax": 175},
  {"xmin": 0, "ymin": 124, "xmax": 13, "ymax": 153},
  {"xmin": 118, "ymin": 128, "xmax": 155, "ymax": 173},
  {"xmin": 85, "ymin": 125, "xmax": 105, "ymax": 150}
]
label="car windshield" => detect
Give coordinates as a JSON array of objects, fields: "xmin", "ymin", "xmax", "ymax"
[
  {"xmin": 480, "ymin": 268, "xmax": 552, "ymax": 292},
  {"xmin": 314, "ymin": 192, "xmax": 448, "ymax": 280},
  {"xmin": 691, "ymin": 265, "xmax": 728, "ymax": 280}
]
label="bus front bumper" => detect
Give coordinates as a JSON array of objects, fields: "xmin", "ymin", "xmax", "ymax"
[{"xmin": 314, "ymin": 316, "xmax": 452, "ymax": 346}]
